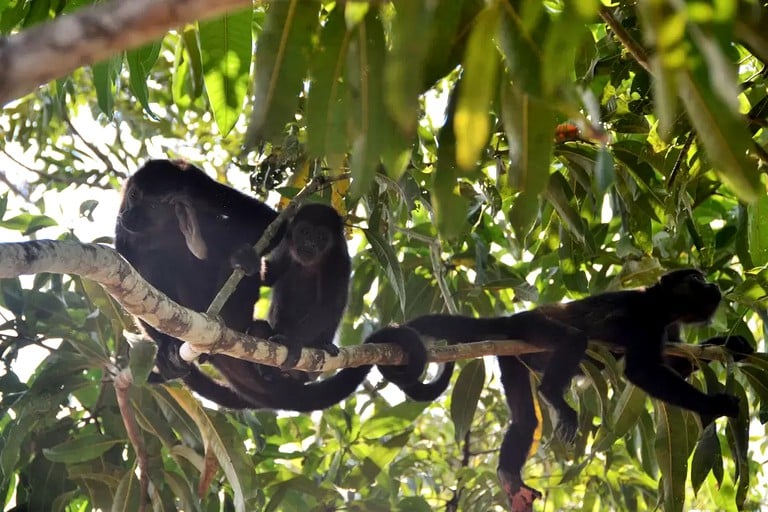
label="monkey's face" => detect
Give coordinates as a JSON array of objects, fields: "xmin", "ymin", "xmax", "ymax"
[
  {"xmin": 288, "ymin": 221, "xmax": 333, "ymax": 266},
  {"xmin": 661, "ymin": 269, "xmax": 721, "ymax": 323},
  {"xmin": 117, "ymin": 182, "xmax": 175, "ymax": 233},
  {"xmin": 116, "ymin": 180, "xmax": 209, "ymax": 260}
]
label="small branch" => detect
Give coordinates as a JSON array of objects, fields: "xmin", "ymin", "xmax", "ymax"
[
  {"xmin": 0, "ymin": 0, "xmax": 252, "ymax": 105},
  {"xmin": 0, "ymin": 170, "xmax": 28, "ymax": 201},
  {"xmin": 61, "ymin": 108, "xmax": 128, "ymax": 179},
  {"xmin": 205, "ymin": 172, "xmax": 351, "ymax": 317},
  {"xmin": 598, "ymin": 5, "xmax": 651, "ymax": 73}
]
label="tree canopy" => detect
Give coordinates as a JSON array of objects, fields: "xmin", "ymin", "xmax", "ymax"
[{"xmin": 0, "ymin": 0, "xmax": 767, "ymax": 511}]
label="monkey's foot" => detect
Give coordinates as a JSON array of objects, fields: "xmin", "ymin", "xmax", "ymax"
[
  {"xmin": 317, "ymin": 343, "xmax": 340, "ymax": 357},
  {"xmin": 498, "ymin": 470, "xmax": 541, "ymax": 512},
  {"xmin": 269, "ymin": 335, "xmax": 302, "ymax": 369},
  {"xmin": 554, "ymin": 407, "xmax": 578, "ymax": 445},
  {"xmin": 503, "ymin": 484, "xmax": 542, "ymax": 512}
]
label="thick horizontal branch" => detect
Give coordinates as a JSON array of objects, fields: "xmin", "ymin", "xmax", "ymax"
[
  {"xmin": 0, "ymin": 240, "xmax": 740, "ymax": 374},
  {"xmin": 0, "ymin": 0, "xmax": 252, "ymax": 105}
]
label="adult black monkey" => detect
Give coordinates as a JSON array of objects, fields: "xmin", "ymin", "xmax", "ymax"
[
  {"xmin": 115, "ymin": 159, "xmax": 277, "ymax": 383},
  {"xmin": 116, "ymin": 160, "xmax": 427, "ymax": 410},
  {"xmin": 394, "ymin": 269, "xmax": 750, "ymax": 512}
]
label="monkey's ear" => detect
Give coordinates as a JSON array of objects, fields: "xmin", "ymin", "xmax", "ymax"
[{"xmin": 175, "ymin": 202, "xmax": 208, "ymax": 260}]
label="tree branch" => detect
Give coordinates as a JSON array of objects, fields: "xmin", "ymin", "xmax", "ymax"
[
  {"xmin": 0, "ymin": 0, "xmax": 252, "ymax": 105},
  {"xmin": 0, "ymin": 240, "xmax": 743, "ymax": 374}
]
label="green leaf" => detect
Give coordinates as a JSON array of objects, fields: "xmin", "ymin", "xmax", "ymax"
[
  {"xmin": 433, "ymin": 84, "xmax": 469, "ymax": 239},
  {"xmin": 347, "ymin": 10, "xmax": 387, "ymax": 197},
  {"xmin": 422, "ymin": 0, "xmax": 482, "ymax": 88},
  {"xmin": 677, "ymin": 68, "xmax": 760, "ymax": 202},
  {"xmin": 245, "ymin": 0, "xmax": 317, "ymax": 147},
  {"xmin": 92, "ymin": 55, "xmax": 121, "ymax": 120},
  {"xmin": 500, "ymin": 81, "xmax": 556, "ymax": 192},
  {"xmin": 182, "ymin": 27, "xmax": 205, "ymax": 99},
  {"xmin": 690, "ymin": 422, "xmax": 721, "ymax": 494},
  {"xmin": 543, "ymin": 172, "xmax": 586, "ymax": 243},
  {"xmin": 0, "ymin": 277, "xmax": 24, "ymax": 316},
  {"xmin": 364, "ymin": 228, "xmax": 406, "ymax": 314},
  {"xmin": 454, "ymin": 3, "xmax": 500, "ymax": 170},
  {"xmin": 541, "ymin": 5, "xmax": 592, "ymax": 95},
  {"xmin": 306, "ymin": 7, "xmax": 349, "ymax": 160},
  {"xmin": 111, "ymin": 469, "xmax": 142, "ymax": 512},
  {"xmin": 128, "ymin": 340, "xmax": 157, "ymax": 386},
  {"xmin": 497, "ymin": 1, "xmax": 543, "ymax": 94},
  {"xmin": 43, "ymin": 434, "xmax": 120, "ymax": 463},
  {"xmin": 126, "ymin": 41, "xmax": 161, "ymax": 118},
  {"xmin": 610, "ymin": 384, "xmax": 648, "ymax": 438},
  {"xmin": 385, "ymin": 0, "xmax": 433, "ymax": 133},
  {"xmin": 0, "ymin": 213, "xmax": 57, "ymax": 234},
  {"xmin": 450, "ymin": 359, "xmax": 485, "ymax": 444},
  {"xmin": 200, "ymin": 9, "xmax": 253, "ymax": 136},
  {"xmin": 747, "ymin": 194, "xmax": 768, "ymax": 266},
  {"xmin": 163, "ymin": 387, "xmax": 255, "ymax": 512},
  {"xmin": 654, "ymin": 404, "xmax": 690, "ymax": 512}
]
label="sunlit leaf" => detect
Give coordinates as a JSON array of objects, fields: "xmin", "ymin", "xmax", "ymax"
[
  {"xmin": 200, "ymin": 9, "xmax": 252, "ymax": 136},
  {"xmin": 454, "ymin": 3, "xmax": 500, "ymax": 170},
  {"xmin": 450, "ymin": 359, "xmax": 485, "ymax": 444}
]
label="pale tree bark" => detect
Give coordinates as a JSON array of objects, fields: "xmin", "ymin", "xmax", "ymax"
[
  {"xmin": 0, "ymin": 0, "xmax": 252, "ymax": 105},
  {"xmin": 0, "ymin": 239, "xmax": 735, "ymax": 372}
]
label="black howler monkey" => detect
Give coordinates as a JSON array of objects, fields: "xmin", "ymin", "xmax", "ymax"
[
  {"xmin": 399, "ymin": 269, "xmax": 750, "ymax": 512},
  {"xmin": 252, "ymin": 203, "xmax": 350, "ymax": 380},
  {"xmin": 115, "ymin": 159, "xmax": 277, "ymax": 383},
  {"xmin": 116, "ymin": 160, "xmax": 427, "ymax": 410}
]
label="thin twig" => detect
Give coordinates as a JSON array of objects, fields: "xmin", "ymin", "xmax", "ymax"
[
  {"xmin": 599, "ymin": 5, "xmax": 651, "ymax": 72},
  {"xmin": 205, "ymin": 172, "xmax": 352, "ymax": 317},
  {"xmin": 61, "ymin": 109, "xmax": 128, "ymax": 179},
  {"xmin": 0, "ymin": 170, "xmax": 28, "ymax": 200}
]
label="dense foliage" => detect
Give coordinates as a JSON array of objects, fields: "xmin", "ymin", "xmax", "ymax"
[{"xmin": 1, "ymin": 0, "xmax": 768, "ymax": 510}]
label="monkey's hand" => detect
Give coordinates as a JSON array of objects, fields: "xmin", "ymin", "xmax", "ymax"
[
  {"xmin": 709, "ymin": 392, "xmax": 740, "ymax": 419},
  {"xmin": 701, "ymin": 335, "xmax": 754, "ymax": 361},
  {"xmin": 230, "ymin": 244, "xmax": 260, "ymax": 276}
]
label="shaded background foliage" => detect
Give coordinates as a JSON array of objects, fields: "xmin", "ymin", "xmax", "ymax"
[{"xmin": 1, "ymin": 0, "xmax": 768, "ymax": 510}]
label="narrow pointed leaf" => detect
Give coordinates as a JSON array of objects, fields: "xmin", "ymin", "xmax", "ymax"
[
  {"xmin": 654, "ymin": 403, "xmax": 690, "ymax": 512},
  {"xmin": 677, "ymin": 68, "xmax": 759, "ymax": 202},
  {"xmin": 348, "ymin": 11, "xmax": 387, "ymax": 197},
  {"xmin": 500, "ymin": 80, "xmax": 555, "ymax": 191},
  {"xmin": 450, "ymin": 359, "xmax": 485, "ymax": 444},
  {"xmin": 385, "ymin": 0, "xmax": 433, "ymax": 133},
  {"xmin": 454, "ymin": 3, "xmax": 500, "ymax": 170},
  {"xmin": 245, "ymin": 0, "xmax": 318, "ymax": 147},
  {"xmin": 364, "ymin": 228, "xmax": 406, "ymax": 313},
  {"xmin": 126, "ymin": 41, "xmax": 161, "ymax": 118},
  {"xmin": 306, "ymin": 7, "xmax": 349, "ymax": 159}
]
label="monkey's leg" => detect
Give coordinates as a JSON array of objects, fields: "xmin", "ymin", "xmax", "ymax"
[
  {"xmin": 509, "ymin": 311, "xmax": 588, "ymax": 444},
  {"xmin": 497, "ymin": 356, "xmax": 543, "ymax": 512},
  {"xmin": 624, "ymin": 348, "xmax": 739, "ymax": 418}
]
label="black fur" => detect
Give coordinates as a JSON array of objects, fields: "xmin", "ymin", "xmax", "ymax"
[
  {"xmin": 399, "ymin": 269, "xmax": 747, "ymax": 509},
  {"xmin": 258, "ymin": 203, "xmax": 351, "ymax": 379},
  {"xmin": 115, "ymin": 160, "xmax": 427, "ymax": 410}
]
